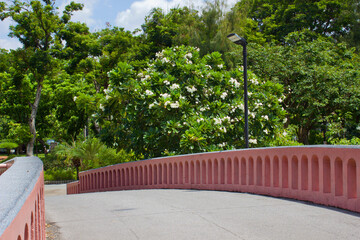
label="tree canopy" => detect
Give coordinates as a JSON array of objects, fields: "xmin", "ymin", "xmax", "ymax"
[{"xmin": 0, "ymin": 0, "xmax": 359, "ymax": 164}]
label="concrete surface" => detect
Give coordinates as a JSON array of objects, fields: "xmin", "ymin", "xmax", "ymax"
[
  {"xmin": 45, "ymin": 184, "xmax": 67, "ymax": 197},
  {"xmin": 0, "ymin": 157, "xmax": 43, "ymax": 236},
  {"xmin": 45, "ymin": 187, "xmax": 360, "ymax": 240}
]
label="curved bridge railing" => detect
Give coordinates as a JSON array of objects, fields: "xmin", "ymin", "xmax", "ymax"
[
  {"xmin": 0, "ymin": 157, "xmax": 45, "ymax": 240},
  {"xmin": 67, "ymin": 146, "xmax": 360, "ymax": 213}
]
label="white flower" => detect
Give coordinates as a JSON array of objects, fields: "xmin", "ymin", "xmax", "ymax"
[
  {"xmin": 218, "ymin": 64, "xmax": 223, "ymax": 69},
  {"xmin": 283, "ymin": 131, "xmax": 287, "ymax": 136},
  {"xmin": 249, "ymin": 139, "xmax": 257, "ymax": 144},
  {"xmin": 161, "ymin": 57, "xmax": 170, "ymax": 63},
  {"xmin": 185, "ymin": 86, "xmax": 197, "ymax": 93},
  {"xmin": 149, "ymin": 103, "xmax": 155, "ymax": 109},
  {"xmin": 164, "ymin": 101, "xmax": 170, "ymax": 106},
  {"xmin": 145, "ymin": 90, "xmax": 154, "ymax": 96},
  {"xmin": 214, "ymin": 118, "xmax": 222, "ymax": 124},
  {"xmin": 163, "ymin": 80, "xmax": 170, "ymax": 85},
  {"xmin": 218, "ymin": 142, "xmax": 226, "ymax": 148},
  {"xmin": 200, "ymin": 107, "xmax": 206, "ymax": 112},
  {"xmin": 73, "ymin": 96, "xmax": 77, "ymax": 101},
  {"xmin": 170, "ymin": 101, "xmax": 180, "ymax": 108},
  {"xmin": 239, "ymin": 104, "xmax": 244, "ymax": 111},
  {"xmin": 160, "ymin": 93, "xmax": 171, "ymax": 99},
  {"xmin": 141, "ymin": 75, "xmax": 150, "ymax": 82},
  {"xmin": 155, "ymin": 51, "xmax": 163, "ymax": 58},
  {"xmin": 223, "ymin": 116, "xmax": 231, "ymax": 122},
  {"xmin": 220, "ymin": 127, "xmax": 227, "ymax": 133},
  {"xmin": 99, "ymin": 104, "xmax": 105, "ymax": 111},
  {"xmin": 250, "ymin": 78, "xmax": 259, "ymax": 85},
  {"xmin": 206, "ymin": 65, "xmax": 212, "ymax": 69},
  {"xmin": 263, "ymin": 129, "xmax": 269, "ymax": 134},
  {"xmin": 197, "ymin": 118, "xmax": 204, "ymax": 123},
  {"xmin": 184, "ymin": 52, "xmax": 192, "ymax": 59},
  {"xmin": 229, "ymin": 78, "xmax": 240, "ymax": 88},
  {"xmin": 263, "ymin": 115, "xmax": 269, "ymax": 120},
  {"xmin": 170, "ymin": 84, "xmax": 180, "ymax": 90},
  {"xmin": 220, "ymin": 92, "xmax": 228, "ymax": 99}
]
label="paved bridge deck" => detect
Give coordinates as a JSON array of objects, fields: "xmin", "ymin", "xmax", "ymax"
[{"xmin": 45, "ymin": 185, "xmax": 360, "ymax": 240}]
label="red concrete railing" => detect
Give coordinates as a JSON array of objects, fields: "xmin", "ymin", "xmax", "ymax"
[
  {"xmin": 67, "ymin": 146, "xmax": 360, "ymax": 213},
  {"xmin": 0, "ymin": 162, "xmax": 12, "ymax": 176},
  {"xmin": 67, "ymin": 181, "xmax": 79, "ymax": 195},
  {"xmin": 0, "ymin": 157, "xmax": 45, "ymax": 240}
]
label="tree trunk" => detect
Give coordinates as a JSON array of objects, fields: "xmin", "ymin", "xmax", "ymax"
[
  {"xmin": 38, "ymin": 138, "xmax": 48, "ymax": 156},
  {"xmin": 298, "ymin": 127, "xmax": 310, "ymax": 145},
  {"xmin": 26, "ymin": 84, "xmax": 42, "ymax": 156}
]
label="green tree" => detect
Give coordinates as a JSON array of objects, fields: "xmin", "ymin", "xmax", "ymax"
[
  {"xmin": 240, "ymin": 0, "xmax": 360, "ymax": 45},
  {"xmin": 0, "ymin": 141, "xmax": 18, "ymax": 155},
  {"xmin": 0, "ymin": 0, "xmax": 82, "ymax": 156},
  {"xmin": 100, "ymin": 46, "xmax": 286, "ymax": 158},
  {"xmin": 0, "ymin": 49, "xmax": 11, "ymax": 72},
  {"xmin": 248, "ymin": 31, "xmax": 360, "ymax": 144}
]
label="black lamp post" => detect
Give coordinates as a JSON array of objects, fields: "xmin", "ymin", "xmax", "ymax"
[{"xmin": 227, "ymin": 33, "xmax": 249, "ymax": 148}]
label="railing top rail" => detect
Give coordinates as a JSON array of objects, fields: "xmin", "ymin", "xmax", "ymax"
[
  {"xmin": 0, "ymin": 157, "xmax": 43, "ymax": 235},
  {"xmin": 80, "ymin": 145, "xmax": 360, "ymax": 173}
]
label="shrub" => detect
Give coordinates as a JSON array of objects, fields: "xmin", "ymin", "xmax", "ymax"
[
  {"xmin": 44, "ymin": 168, "xmax": 76, "ymax": 181},
  {"xmin": 101, "ymin": 45, "xmax": 287, "ymax": 158}
]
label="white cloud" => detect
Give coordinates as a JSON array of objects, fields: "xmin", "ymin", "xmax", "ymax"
[
  {"xmin": 0, "ymin": 38, "xmax": 22, "ymax": 50},
  {"xmin": 0, "ymin": 18, "xmax": 12, "ymax": 36},
  {"xmin": 58, "ymin": 0, "xmax": 98, "ymax": 27},
  {"xmin": 0, "ymin": 18, "xmax": 21, "ymax": 50},
  {"xmin": 115, "ymin": 0, "xmax": 237, "ymax": 32}
]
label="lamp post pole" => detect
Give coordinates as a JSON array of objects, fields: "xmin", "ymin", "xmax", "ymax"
[
  {"xmin": 242, "ymin": 43, "xmax": 249, "ymax": 148},
  {"xmin": 227, "ymin": 33, "xmax": 249, "ymax": 148}
]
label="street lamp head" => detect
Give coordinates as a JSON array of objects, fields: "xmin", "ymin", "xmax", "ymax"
[{"xmin": 227, "ymin": 33, "xmax": 247, "ymax": 46}]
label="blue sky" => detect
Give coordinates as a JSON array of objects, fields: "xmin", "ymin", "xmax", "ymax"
[{"xmin": 0, "ymin": 0, "xmax": 237, "ymax": 50}]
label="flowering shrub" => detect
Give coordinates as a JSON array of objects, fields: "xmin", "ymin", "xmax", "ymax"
[{"xmin": 100, "ymin": 46, "xmax": 286, "ymax": 158}]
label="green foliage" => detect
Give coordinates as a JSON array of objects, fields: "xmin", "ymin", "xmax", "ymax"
[
  {"xmin": 0, "ymin": 0, "xmax": 83, "ymax": 155},
  {"xmin": 329, "ymin": 137, "xmax": 360, "ymax": 145},
  {"xmin": 54, "ymin": 137, "xmax": 133, "ymax": 171},
  {"xmin": 1, "ymin": 0, "xmax": 359, "ymax": 162},
  {"xmin": 0, "ymin": 141, "xmax": 18, "ymax": 150},
  {"xmin": 6, "ymin": 122, "xmax": 33, "ymax": 145},
  {"xmin": 248, "ymin": 31, "xmax": 360, "ymax": 144},
  {"xmin": 268, "ymin": 125, "xmax": 303, "ymax": 147},
  {"xmin": 238, "ymin": 0, "xmax": 359, "ymax": 45},
  {"xmin": 43, "ymin": 152, "xmax": 66, "ymax": 171},
  {"xmin": 44, "ymin": 168, "xmax": 76, "ymax": 181},
  {"xmin": 45, "ymin": 72, "xmax": 99, "ymax": 141},
  {"xmin": 100, "ymin": 45, "xmax": 286, "ymax": 158}
]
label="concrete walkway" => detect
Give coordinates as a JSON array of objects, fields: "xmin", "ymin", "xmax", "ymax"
[{"xmin": 45, "ymin": 186, "xmax": 360, "ymax": 240}]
